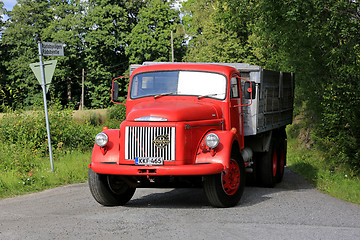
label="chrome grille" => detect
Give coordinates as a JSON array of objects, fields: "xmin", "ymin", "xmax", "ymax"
[{"xmin": 125, "ymin": 126, "xmax": 176, "ymax": 161}]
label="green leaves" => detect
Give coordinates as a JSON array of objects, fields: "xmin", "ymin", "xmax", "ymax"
[
  {"xmin": 126, "ymin": 0, "xmax": 184, "ymax": 64},
  {"xmin": 183, "ymin": 0, "xmax": 255, "ymax": 63},
  {"xmin": 252, "ymin": 0, "xmax": 360, "ymax": 172}
]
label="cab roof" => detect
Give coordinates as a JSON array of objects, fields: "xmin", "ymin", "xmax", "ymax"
[{"xmin": 131, "ymin": 63, "xmax": 238, "ymax": 77}]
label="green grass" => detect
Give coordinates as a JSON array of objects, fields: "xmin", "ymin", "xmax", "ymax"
[
  {"xmin": 287, "ymin": 137, "xmax": 360, "ymax": 204},
  {"xmin": 0, "ymin": 107, "xmax": 125, "ymax": 200},
  {"xmin": 0, "ymin": 150, "xmax": 91, "ymax": 199}
]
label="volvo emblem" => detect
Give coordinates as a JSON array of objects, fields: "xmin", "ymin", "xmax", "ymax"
[{"xmin": 153, "ymin": 134, "xmax": 170, "ymax": 149}]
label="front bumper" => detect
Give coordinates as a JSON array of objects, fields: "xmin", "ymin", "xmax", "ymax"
[{"xmin": 89, "ymin": 162, "xmax": 224, "ymax": 176}]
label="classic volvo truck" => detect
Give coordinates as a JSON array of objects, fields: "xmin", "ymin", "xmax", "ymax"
[{"xmin": 88, "ymin": 62, "xmax": 295, "ymax": 207}]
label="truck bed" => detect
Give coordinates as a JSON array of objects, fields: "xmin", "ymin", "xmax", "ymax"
[{"xmin": 222, "ymin": 63, "xmax": 295, "ymax": 136}]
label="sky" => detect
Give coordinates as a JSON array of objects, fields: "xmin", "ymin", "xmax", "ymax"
[
  {"xmin": 3, "ymin": 0, "xmax": 17, "ymax": 11},
  {"xmin": 1, "ymin": 0, "xmax": 16, "ymax": 21}
]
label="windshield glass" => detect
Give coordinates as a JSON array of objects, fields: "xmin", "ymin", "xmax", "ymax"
[{"xmin": 130, "ymin": 71, "xmax": 226, "ymax": 100}]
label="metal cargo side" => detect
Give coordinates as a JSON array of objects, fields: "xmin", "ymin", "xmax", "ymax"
[{"xmin": 239, "ymin": 67, "xmax": 295, "ymax": 136}]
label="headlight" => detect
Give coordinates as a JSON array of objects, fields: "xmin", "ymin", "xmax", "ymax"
[
  {"xmin": 95, "ymin": 132, "xmax": 108, "ymax": 147},
  {"xmin": 205, "ymin": 133, "xmax": 219, "ymax": 149}
]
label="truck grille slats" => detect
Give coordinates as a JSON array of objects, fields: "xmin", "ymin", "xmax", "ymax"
[{"xmin": 125, "ymin": 127, "xmax": 176, "ymax": 161}]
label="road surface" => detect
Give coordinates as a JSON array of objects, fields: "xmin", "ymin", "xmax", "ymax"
[{"xmin": 0, "ymin": 168, "xmax": 359, "ymax": 240}]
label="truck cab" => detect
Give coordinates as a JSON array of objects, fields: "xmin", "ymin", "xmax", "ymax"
[{"xmin": 89, "ymin": 62, "xmax": 294, "ymax": 208}]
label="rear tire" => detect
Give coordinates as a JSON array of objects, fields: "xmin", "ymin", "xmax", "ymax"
[
  {"xmin": 276, "ymin": 137, "xmax": 287, "ymax": 183},
  {"xmin": 258, "ymin": 139, "xmax": 278, "ymax": 188},
  {"xmin": 203, "ymin": 153, "xmax": 245, "ymax": 208},
  {"xmin": 88, "ymin": 169, "xmax": 136, "ymax": 206}
]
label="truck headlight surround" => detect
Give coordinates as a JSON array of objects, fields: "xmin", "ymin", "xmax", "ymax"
[
  {"xmin": 205, "ymin": 133, "xmax": 219, "ymax": 149},
  {"xmin": 95, "ymin": 132, "xmax": 108, "ymax": 147}
]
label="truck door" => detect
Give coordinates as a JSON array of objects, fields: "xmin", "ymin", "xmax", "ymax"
[{"xmin": 229, "ymin": 76, "xmax": 244, "ymax": 148}]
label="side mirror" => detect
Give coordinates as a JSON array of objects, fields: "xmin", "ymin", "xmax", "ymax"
[
  {"xmin": 244, "ymin": 81, "xmax": 256, "ymax": 99},
  {"xmin": 111, "ymin": 75, "xmax": 129, "ymax": 105},
  {"xmin": 112, "ymin": 81, "xmax": 119, "ymax": 102}
]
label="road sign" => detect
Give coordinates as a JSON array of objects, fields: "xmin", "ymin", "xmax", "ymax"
[
  {"xmin": 29, "ymin": 60, "xmax": 57, "ymax": 93},
  {"xmin": 41, "ymin": 42, "xmax": 64, "ymax": 56}
]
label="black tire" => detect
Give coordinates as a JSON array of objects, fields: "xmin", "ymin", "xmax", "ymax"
[
  {"xmin": 203, "ymin": 153, "xmax": 245, "ymax": 208},
  {"xmin": 258, "ymin": 139, "xmax": 278, "ymax": 188},
  {"xmin": 246, "ymin": 152, "xmax": 261, "ymax": 186},
  {"xmin": 88, "ymin": 169, "xmax": 136, "ymax": 206}
]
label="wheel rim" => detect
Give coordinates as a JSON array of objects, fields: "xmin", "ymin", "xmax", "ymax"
[
  {"xmin": 272, "ymin": 149, "xmax": 277, "ymax": 177},
  {"xmin": 222, "ymin": 159, "xmax": 241, "ymax": 195},
  {"xmin": 107, "ymin": 175, "xmax": 129, "ymax": 195}
]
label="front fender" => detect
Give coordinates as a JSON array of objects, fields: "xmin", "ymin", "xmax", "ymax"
[
  {"xmin": 195, "ymin": 130, "xmax": 236, "ymax": 171},
  {"xmin": 91, "ymin": 129, "xmax": 120, "ymax": 165}
]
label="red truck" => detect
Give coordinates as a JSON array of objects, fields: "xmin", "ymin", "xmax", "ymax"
[{"xmin": 88, "ymin": 62, "xmax": 295, "ymax": 207}]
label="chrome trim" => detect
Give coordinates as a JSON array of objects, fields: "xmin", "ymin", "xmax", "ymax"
[
  {"xmin": 134, "ymin": 116, "xmax": 168, "ymax": 122},
  {"xmin": 125, "ymin": 126, "xmax": 176, "ymax": 161},
  {"xmin": 186, "ymin": 123, "xmax": 222, "ymax": 129}
]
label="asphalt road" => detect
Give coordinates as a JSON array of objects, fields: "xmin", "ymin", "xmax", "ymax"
[{"xmin": 0, "ymin": 168, "xmax": 359, "ymax": 240}]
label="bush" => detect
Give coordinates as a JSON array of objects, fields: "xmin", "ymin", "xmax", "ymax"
[
  {"xmin": 0, "ymin": 108, "xmax": 100, "ymax": 155},
  {"xmin": 106, "ymin": 104, "xmax": 126, "ymax": 129},
  {"xmin": 314, "ymin": 82, "xmax": 360, "ymax": 174}
]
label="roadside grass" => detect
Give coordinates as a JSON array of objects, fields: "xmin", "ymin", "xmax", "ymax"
[
  {"xmin": 287, "ymin": 137, "xmax": 360, "ymax": 204},
  {"xmin": 72, "ymin": 109, "xmax": 108, "ymax": 126},
  {"xmin": 0, "ymin": 106, "xmax": 125, "ymax": 200},
  {"xmin": 0, "ymin": 149, "xmax": 91, "ymax": 199}
]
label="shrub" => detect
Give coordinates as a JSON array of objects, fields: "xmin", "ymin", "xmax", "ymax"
[
  {"xmin": 0, "ymin": 109, "xmax": 100, "ymax": 155},
  {"xmin": 314, "ymin": 82, "xmax": 360, "ymax": 174},
  {"xmin": 106, "ymin": 104, "xmax": 126, "ymax": 129}
]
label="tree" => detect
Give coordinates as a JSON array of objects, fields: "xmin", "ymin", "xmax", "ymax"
[
  {"xmin": 0, "ymin": 0, "xmax": 152, "ymax": 109},
  {"xmin": 250, "ymin": 0, "xmax": 360, "ymax": 171},
  {"xmin": 44, "ymin": 1, "xmax": 85, "ymax": 106},
  {"xmin": 126, "ymin": 0, "xmax": 185, "ymax": 64},
  {"xmin": 182, "ymin": 0, "xmax": 256, "ymax": 63},
  {"xmin": 1, "ymin": 0, "xmax": 54, "ymax": 108},
  {"xmin": 83, "ymin": 0, "xmax": 132, "ymax": 108},
  {"xmin": 0, "ymin": 1, "xmax": 7, "ymax": 110}
]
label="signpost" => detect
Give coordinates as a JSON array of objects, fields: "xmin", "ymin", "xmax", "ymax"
[{"xmin": 29, "ymin": 42, "xmax": 64, "ymax": 172}]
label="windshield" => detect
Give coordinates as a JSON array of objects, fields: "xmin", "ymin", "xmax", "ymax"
[{"xmin": 130, "ymin": 71, "xmax": 227, "ymax": 100}]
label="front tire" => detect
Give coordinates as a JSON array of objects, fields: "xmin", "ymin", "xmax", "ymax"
[
  {"xmin": 88, "ymin": 168, "xmax": 136, "ymax": 206},
  {"xmin": 203, "ymin": 154, "xmax": 245, "ymax": 208}
]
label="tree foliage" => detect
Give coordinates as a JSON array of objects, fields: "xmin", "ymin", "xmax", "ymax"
[
  {"xmin": 126, "ymin": 0, "xmax": 184, "ymax": 63},
  {"xmin": 0, "ymin": 1, "xmax": 6, "ymax": 109},
  {"xmin": 0, "ymin": 0, "xmax": 185, "ymax": 109},
  {"xmin": 182, "ymin": 0, "xmax": 255, "ymax": 63},
  {"xmin": 250, "ymin": 0, "xmax": 360, "ymax": 171}
]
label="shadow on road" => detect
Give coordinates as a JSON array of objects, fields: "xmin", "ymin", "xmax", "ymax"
[{"xmin": 125, "ymin": 168, "xmax": 314, "ymax": 209}]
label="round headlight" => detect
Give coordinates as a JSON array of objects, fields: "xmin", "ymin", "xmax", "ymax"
[
  {"xmin": 95, "ymin": 132, "xmax": 108, "ymax": 147},
  {"xmin": 205, "ymin": 133, "xmax": 219, "ymax": 149}
]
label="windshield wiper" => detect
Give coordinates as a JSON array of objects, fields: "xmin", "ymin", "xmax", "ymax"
[
  {"xmin": 154, "ymin": 92, "xmax": 175, "ymax": 99},
  {"xmin": 198, "ymin": 93, "xmax": 219, "ymax": 99}
]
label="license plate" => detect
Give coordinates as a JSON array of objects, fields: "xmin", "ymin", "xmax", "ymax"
[{"xmin": 135, "ymin": 157, "xmax": 164, "ymax": 166}]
